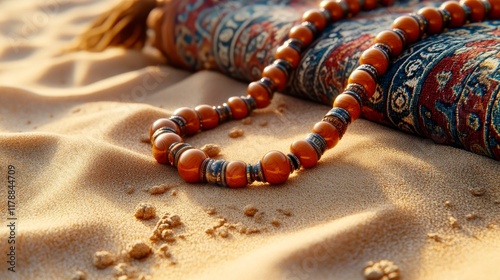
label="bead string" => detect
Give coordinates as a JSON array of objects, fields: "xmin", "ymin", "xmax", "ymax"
[{"xmin": 149, "ymin": 0, "xmax": 500, "ymax": 188}]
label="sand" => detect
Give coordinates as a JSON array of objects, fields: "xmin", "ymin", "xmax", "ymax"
[{"xmin": 0, "ymin": 0, "xmax": 499, "ymax": 279}]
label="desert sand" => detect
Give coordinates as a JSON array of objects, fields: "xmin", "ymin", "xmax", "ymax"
[{"xmin": 0, "ymin": 0, "xmax": 499, "ymax": 279}]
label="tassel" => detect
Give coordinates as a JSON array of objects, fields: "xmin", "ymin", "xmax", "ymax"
[{"xmin": 69, "ymin": 0, "xmax": 157, "ymax": 52}]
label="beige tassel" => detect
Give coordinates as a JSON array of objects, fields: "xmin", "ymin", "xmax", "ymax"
[{"xmin": 69, "ymin": 0, "xmax": 157, "ymax": 52}]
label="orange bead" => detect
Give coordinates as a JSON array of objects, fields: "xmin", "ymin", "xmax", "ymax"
[
  {"xmin": 247, "ymin": 82, "xmax": 271, "ymax": 109},
  {"xmin": 275, "ymin": 45, "xmax": 301, "ymax": 68},
  {"xmin": 227, "ymin": 97, "xmax": 249, "ymax": 120},
  {"xmin": 347, "ymin": 69, "xmax": 377, "ymax": 99},
  {"xmin": 363, "ymin": 0, "xmax": 378, "ymax": 10},
  {"xmin": 290, "ymin": 140, "xmax": 318, "ymax": 169},
  {"xmin": 333, "ymin": 93, "xmax": 362, "ymax": 121},
  {"xmin": 345, "ymin": 0, "xmax": 362, "ymax": 16},
  {"xmin": 487, "ymin": 0, "xmax": 500, "ymax": 19},
  {"xmin": 261, "ymin": 151, "xmax": 291, "ymax": 185},
  {"xmin": 374, "ymin": 30, "xmax": 404, "ymax": 57},
  {"xmin": 359, "ymin": 47, "xmax": 389, "ymax": 75},
  {"xmin": 302, "ymin": 9, "xmax": 327, "ymax": 31},
  {"xmin": 149, "ymin": 118, "xmax": 180, "ymax": 140},
  {"xmin": 152, "ymin": 133, "xmax": 183, "ymax": 164},
  {"xmin": 461, "ymin": 0, "xmax": 486, "ymax": 22},
  {"xmin": 262, "ymin": 64, "xmax": 287, "ymax": 91},
  {"xmin": 441, "ymin": 1, "xmax": 466, "ymax": 27},
  {"xmin": 177, "ymin": 149, "xmax": 207, "ymax": 183},
  {"xmin": 195, "ymin": 105, "xmax": 219, "ymax": 130},
  {"xmin": 312, "ymin": 121, "xmax": 340, "ymax": 149},
  {"xmin": 418, "ymin": 7, "xmax": 444, "ymax": 35},
  {"xmin": 320, "ymin": 0, "xmax": 344, "ymax": 21},
  {"xmin": 288, "ymin": 24, "xmax": 314, "ymax": 46},
  {"xmin": 173, "ymin": 107, "xmax": 200, "ymax": 135},
  {"xmin": 392, "ymin": 15, "xmax": 421, "ymax": 44},
  {"xmin": 225, "ymin": 161, "xmax": 248, "ymax": 188}
]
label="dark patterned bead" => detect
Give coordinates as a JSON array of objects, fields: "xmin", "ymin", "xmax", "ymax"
[
  {"xmin": 357, "ymin": 64, "xmax": 379, "ymax": 79},
  {"xmin": 392, "ymin": 28, "xmax": 407, "ymax": 47},
  {"xmin": 169, "ymin": 115, "xmax": 187, "ymax": 137},
  {"xmin": 168, "ymin": 142, "xmax": 193, "ymax": 167},
  {"xmin": 287, "ymin": 153, "xmax": 301, "ymax": 171},
  {"xmin": 203, "ymin": 159, "xmax": 229, "ymax": 187},
  {"xmin": 246, "ymin": 164, "xmax": 255, "ymax": 185},
  {"xmin": 342, "ymin": 89, "xmax": 363, "ymax": 108},
  {"xmin": 287, "ymin": 38, "xmax": 304, "ymax": 52},
  {"xmin": 213, "ymin": 104, "xmax": 232, "ymax": 123},
  {"xmin": 322, "ymin": 107, "xmax": 351, "ymax": 139},
  {"xmin": 242, "ymin": 95, "xmax": 257, "ymax": 112},
  {"xmin": 151, "ymin": 127, "xmax": 177, "ymax": 143},
  {"xmin": 301, "ymin": 20, "xmax": 317, "ymax": 36},
  {"xmin": 306, "ymin": 133, "xmax": 328, "ymax": 159},
  {"xmin": 345, "ymin": 83, "xmax": 368, "ymax": 100},
  {"xmin": 373, "ymin": 43, "xmax": 392, "ymax": 59},
  {"xmin": 338, "ymin": 0, "xmax": 350, "ymax": 17},
  {"xmin": 273, "ymin": 59, "xmax": 294, "ymax": 76},
  {"xmin": 260, "ymin": 77, "xmax": 275, "ymax": 99},
  {"xmin": 320, "ymin": 7, "xmax": 332, "ymax": 23},
  {"xmin": 439, "ymin": 8, "xmax": 452, "ymax": 27},
  {"xmin": 409, "ymin": 13, "xmax": 428, "ymax": 37},
  {"xmin": 460, "ymin": 2, "xmax": 472, "ymax": 21},
  {"xmin": 251, "ymin": 162, "xmax": 266, "ymax": 182},
  {"xmin": 483, "ymin": 0, "xmax": 492, "ymax": 16}
]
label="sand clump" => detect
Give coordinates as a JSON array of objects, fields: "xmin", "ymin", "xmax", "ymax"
[
  {"xmin": 242, "ymin": 117, "xmax": 253, "ymax": 125},
  {"xmin": 200, "ymin": 144, "xmax": 221, "ymax": 157},
  {"xmin": 93, "ymin": 251, "xmax": 115, "ymax": 269},
  {"xmin": 148, "ymin": 184, "xmax": 171, "ymax": 195},
  {"xmin": 449, "ymin": 216, "xmax": 461, "ymax": 229},
  {"xmin": 364, "ymin": 260, "xmax": 400, "ymax": 280},
  {"xmin": 205, "ymin": 207, "xmax": 217, "ymax": 215},
  {"xmin": 134, "ymin": 203, "xmax": 156, "ymax": 220},
  {"xmin": 70, "ymin": 270, "xmax": 87, "ymax": 280},
  {"xmin": 127, "ymin": 241, "xmax": 152, "ymax": 259},
  {"xmin": 469, "ymin": 187, "xmax": 486, "ymax": 196},
  {"xmin": 244, "ymin": 205, "xmax": 258, "ymax": 217},
  {"xmin": 150, "ymin": 213, "xmax": 183, "ymax": 242},
  {"xmin": 228, "ymin": 128, "xmax": 244, "ymax": 138}
]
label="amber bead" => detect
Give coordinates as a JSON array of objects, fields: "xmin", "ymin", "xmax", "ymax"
[
  {"xmin": 333, "ymin": 93, "xmax": 362, "ymax": 121},
  {"xmin": 359, "ymin": 47, "xmax": 389, "ymax": 76},
  {"xmin": 462, "ymin": 0, "xmax": 486, "ymax": 22},
  {"xmin": 312, "ymin": 121, "xmax": 340, "ymax": 149},
  {"xmin": 290, "ymin": 140, "xmax": 318, "ymax": 169},
  {"xmin": 177, "ymin": 149, "xmax": 207, "ymax": 183},
  {"xmin": 487, "ymin": 0, "xmax": 500, "ymax": 19},
  {"xmin": 363, "ymin": 0, "xmax": 378, "ymax": 10},
  {"xmin": 247, "ymin": 82, "xmax": 271, "ymax": 109},
  {"xmin": 225, "ymin": 161, "xmax": 248, "ymax": 188},
  {"xmin": 344, "ymin": 0, "xmax": 362, "ymax": 15},
  {"xmin": 320, "ymin": 0, "xmax": 344, "ymax": 21},
  {"xmin": 261, "ymin": 151, "xmax": 291, "ymax": 184},
  {"xmin": 302, "ymin": 9, "xmax": 328, "ymax": 31},
  {"xmin": 227, "ymin": 97, "xmax": 248, "ymax": 120},
  {"xmin": 288, "ymin": 24, "xmax": 314, "ymax": 46},
  {"xmin": 418, "ymin": 7, "xmax": 444, "ymax": 35},
  {"xmin": 149, "ymin": 118, "xmax": 180, "ymax": 139},
  {"xmin": 262, "ymin": 64, "xmax": 287, "ymax": 91},
  {"xmin": 152, "ymin": 133, "xmax": 183, "ymax": 164},
  {"xmin": 347, "ymin": 69, "xmax": 377, "ymax": 99},
  {"xmin": 374, "ymin": 30, "xmax": 404, "ymax": 57},
  {"xmin": 195, "ymin": 105, "xmax": 219, "ymax": 130},
  {"xmin": 275, "ymin": 45, "xmax": 301, "ymax": 68},
  {"xmin": 392, "ymin": 15, "xmax": 421, "ymax": 44},
  {"xmin": 173, "ymin": 107, "xmax": 200, "ymax": 135},
  {"xmin": 441, "ymin": 1, "xmax": 466, "ymax": 27}
]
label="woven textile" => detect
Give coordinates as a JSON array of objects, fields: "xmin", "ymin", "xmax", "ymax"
[{"xmin": 151, "ymin": 0, "xmax": 500, "ymax": 159}]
